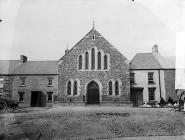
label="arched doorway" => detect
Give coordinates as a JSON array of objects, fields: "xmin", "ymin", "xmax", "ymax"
[{"xmin": 87, "ymin": 81, "xmax": 100, "ymax": 104}]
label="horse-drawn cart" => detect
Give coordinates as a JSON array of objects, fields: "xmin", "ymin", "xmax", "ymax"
[{"xmin": 0, "ymin": 94, "xmax": 19, "ymax": 113}]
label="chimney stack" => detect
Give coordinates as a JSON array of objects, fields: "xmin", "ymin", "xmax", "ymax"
[
  {"xmin": 65, "ymin": 44, "xmax": 69, "ymax": 54},
  {"xmin": 65, "ymin": 49, "xmax": 69, "ymax": 54},
  {"xmin": 152, "ymin": 44, "xmax": 158, "ymax": 53},
  {"xmin": 20, "ymin": 55, "xmax": 27, "ymax": 63}
]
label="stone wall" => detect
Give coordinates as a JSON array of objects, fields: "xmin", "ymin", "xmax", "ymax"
[
  {"xmin": 12, "ymin": 75, "xmax": 58, "ymax": 106},
  {"xmin": 0, "ymin": 76, "xmax": 13, "ymax": 97},
  {"xmin": 58, "ymin": 29, "xmax": 130, "ymax": 104}
]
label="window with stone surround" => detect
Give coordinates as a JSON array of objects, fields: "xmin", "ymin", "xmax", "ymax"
[
  {"xmin": 98, "ymin": 51, "xmax": 101, "ymax": 70},
  {"xmin": 67, "ymin": 79, "xmax": 79, "ymax": 96},
  {"xmin": 108, "ymin": 81, "xmax": 113, "ymax": 95},
  {"xmin": 85, "ymin": 52, "xmax": 89, "ymax": 69},
  {"xmin": 73, "ymin": 80, "xmax": 78, "ymax": 96},
  {"xmin": 78, "ymin": 47, "xmax": 109, "ymax": 71},
  {"xmin": 115, "ymin": 80, "xmax": 119, "ymax": 95},
  {"xmin": 0, "ymin": 77, "xmax": 4, "ymax": 88},
  {"xmin": 104, "ymin": 55, "xmax": 108, "ymax": 70},
  {"xmin": 18, "ymin": 92, "xmax": 24, "ymax": 102},
  {"xmin": 67, "ymin": 80, "xmax": 72, "ymax": 96},
  {"xmin": 20, "ymin": 77, "xmax": 26, "ymax": 86},
  {"xmin": 91, "ymin": 48, "xmax": 95, "ymax": 69},
  {"xmin": 48, "ymin": 77, "xmax": 53, "ymax": 86},
  {"xmin": 47, "ymin": 92, "xmax": 53, "ymax": 102},
  {"xmin": 148, "ymin": 72, "xmax": 154, "ymax": 84},
  {"xmin": 148, "ymin": 88, "xmax": 155, "ymax": 101},
  {"xmin": 78, "ymin": 55, "xmax": 82, "ymax": 70},
  {"xmin": 130, "ymin": 73, "xmax": 135, "ymax": 84}
]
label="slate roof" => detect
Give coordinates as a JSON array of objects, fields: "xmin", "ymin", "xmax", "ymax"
[
  {"xmin": 0, "ymin": 60, "xmax": 58, "ymax": 75},
  {"xmin": 0, "ymin": 60, "xmax": 20, "ymax": 75},
  {"xmin": 130, "ymin": 53, "xmax": 175, "ymax": 70}
]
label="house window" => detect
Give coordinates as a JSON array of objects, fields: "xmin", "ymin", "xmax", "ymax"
[
  {"xmin": 85, "ymin": 52, "xmax": 89, "ymax": 69},
  {"xmin": 20, "ymin": 77, "xmax": 26, "ymax": 86},
  {"xmin": 104, "ymin": 55, "xmax": 108, "ymax": 70},
  {"xmin": 98, "ymin": 51, "xmax": 101, "ymax": 70},
  {"xmin": 91, "ymin": 48, "xmax": 95, "ymax": 69},
  {"xmin": 47, "ymin": 92, "xmax": 53, "ymax": 102},
  {"xmin": 115, "ymin": 81, "xmax": 119, "ymax": 95},
  {"xmin": 130, "ymin": 73, "xmax": 135, "ymax": 84},
  {"xmin": 67, "ymin": 80, "xmax": 71, "ymax": 95},
  {"xmin": 73, "ymin": 80, "xmax": 78, "ymax": 96},
  {"xmin": 79, "ymin": 55, "xmax": 82, "ymax": 70},
  {"xmin": 0, "ymin": 78, "xmax": 4, "ymax": 88},
  {"xmin": 148, "ymin": 88, "xmax": 155, "ymax": 101},
  {"xmin": 108, "ymin": 81, "xmax": 113, "ymax": 95},
  {"xmin": 148, "ymin": 72, "xmax": 154, "ymax": 84},
  {"xmin": 18, "ymin": 92, "xmax": 24, "ymax": 102},
  {"xmin": 48, "ymin": 78, "xmax": 53, "ymax": 86}
]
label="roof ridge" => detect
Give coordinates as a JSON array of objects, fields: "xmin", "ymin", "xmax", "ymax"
[
  {"xmin": 0, "ymin": 60, "xmax": 19, "ymax": 61},
  {"xmin": 135, "ymin": 53, "xmax": 152, "ymax": 54},
  {"xmin": 27, "ymin": 60, "xmax": 58, "ymax": 62}
]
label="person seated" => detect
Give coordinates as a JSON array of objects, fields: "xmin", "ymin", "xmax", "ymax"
[
  {"xmin": 167, "ymin": 97, "xmax": 174, "ymax": 105},
  {"xmin": 158, "ymin": 97, "xmax": 166, "ymax": 107}
]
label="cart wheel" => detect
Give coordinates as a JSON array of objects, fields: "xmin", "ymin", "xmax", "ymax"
[
  {"xmin": 7, "ymin": 107, "xmax": 14, "ymax": 113},
  {"xmin": 0, "ymin": 101, "xmax": 7, "ymax": 114},
  {"xmin": 180, "ymin": 91, "xmax": 185, "ymax": 101}
]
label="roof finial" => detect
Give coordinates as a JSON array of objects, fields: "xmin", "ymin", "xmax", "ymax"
[
  {"xmin": 93, "ymin": 20, "xmax": 95, "ymax": 29},
  {"xmin": 67, "ymin": 43, "xmax": 69, "ymax": 50},
  {"xmin": 65, "ymin": 43, "xmax": 69, "ymax": 54}
]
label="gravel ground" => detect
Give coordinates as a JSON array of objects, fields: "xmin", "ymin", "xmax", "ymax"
[{"xmin": 0, "ymin": 106, "xmax": 185, "ymax": 140}]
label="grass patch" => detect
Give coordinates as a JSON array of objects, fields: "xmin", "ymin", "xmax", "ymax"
[{"xmin": 4, "ymin": 107, "xmax": 185, "ymax": 140}]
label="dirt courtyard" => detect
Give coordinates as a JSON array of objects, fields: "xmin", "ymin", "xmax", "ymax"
[{"xmin": 0, "ymin": 106, "xmax": 185, "ymax": 140}]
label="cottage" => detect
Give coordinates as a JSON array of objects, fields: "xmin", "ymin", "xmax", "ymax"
[
  {"xmin": 0, "ymin": 55, "xmax": 58, "ymax": 107},
  {"xmin": 130, "ymin": 45, "xmax": 177, "ymax": 106}
]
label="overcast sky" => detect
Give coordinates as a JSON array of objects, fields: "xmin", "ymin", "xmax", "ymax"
[{"xmin": 0, "ymin": 0, "xmax": 181, "ymax": 61}]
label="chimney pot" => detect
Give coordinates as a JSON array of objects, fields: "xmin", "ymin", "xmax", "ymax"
[
  {"xmin": 152, "ymin": 44, "xmax": 158, "ymax": 53},
  {"xmin": 65, "ymin": 49, "xmax": 69, "ymax": 54},
  {"xmin": 20, "ymin": 55, "xmax": 27, "ymax": 63}
]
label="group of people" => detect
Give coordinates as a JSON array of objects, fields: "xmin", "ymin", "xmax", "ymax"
[
  {"xmin": 159, "ymin": 97, "xmax": 175, "ymax": 106},
  {"xmin": 159, "ymin": 96, "xmax": 185, "ymax": 111}
]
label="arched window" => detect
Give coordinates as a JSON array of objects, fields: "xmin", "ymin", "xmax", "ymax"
[
  {"xmin": 115, "ymin": 81, "xmax": 119, "ymax": 95},
  {"xmin": 108, "ymin": 81, "xmax": 113, "ymax": 95},
  {"xmin": 67, "ymin": 81, "xmax": 71, "ymax": 95},
  {"xmin": 104, "ymin": 55, "xmax": 108, "ymax": 70},
  {"xmin": 91, "ymin": 48, "xmax": 95, "ymax": 69},
  {"xmin": 98, "ymin": 51, "xmax": 101, "ymax": 70},
  {"xmin": 73, "ymin": 80, "xmax": 78, "ymax": 95},
  {"xmin": 85, "ymin": 52, "xmax": 89, "ymax": 69},
  {"xmin": 79, "ymin": 55, "xmax": 82, "ymax": 70}
]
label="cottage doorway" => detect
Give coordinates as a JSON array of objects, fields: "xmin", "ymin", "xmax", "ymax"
[
  {"xmin": 87, "ymin": 81, "xmax": 100, "ymax": 104},
  {"xmin": 31, "ymin": 91, "xmax": 46, "ymax": 107}
]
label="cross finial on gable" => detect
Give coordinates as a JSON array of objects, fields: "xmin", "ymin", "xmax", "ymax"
[
  {"xmin": 67, "ymin": 43, "xmax": 69, "ymax": 50},
  {"xmin": 93, "ymin": 20, "xmax": 95, "ymax": 29}
]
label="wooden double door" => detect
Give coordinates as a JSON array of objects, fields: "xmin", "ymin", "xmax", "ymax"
[
  {"xmin": 31, "ymin": 91, "xmax": 46, "ymax": 107},
  {"xmin": 86, "ymin": 81, "xmax": 100, "ymax": 104}
]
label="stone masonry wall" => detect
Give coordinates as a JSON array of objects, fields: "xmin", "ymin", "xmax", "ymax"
[
  {"xmin": 12, "ymin": 75, "xmax": 58, "ymax": 106},
  {"xmin": 58, "ymin": 29, "xmax": 130, "ymax": 104}
]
